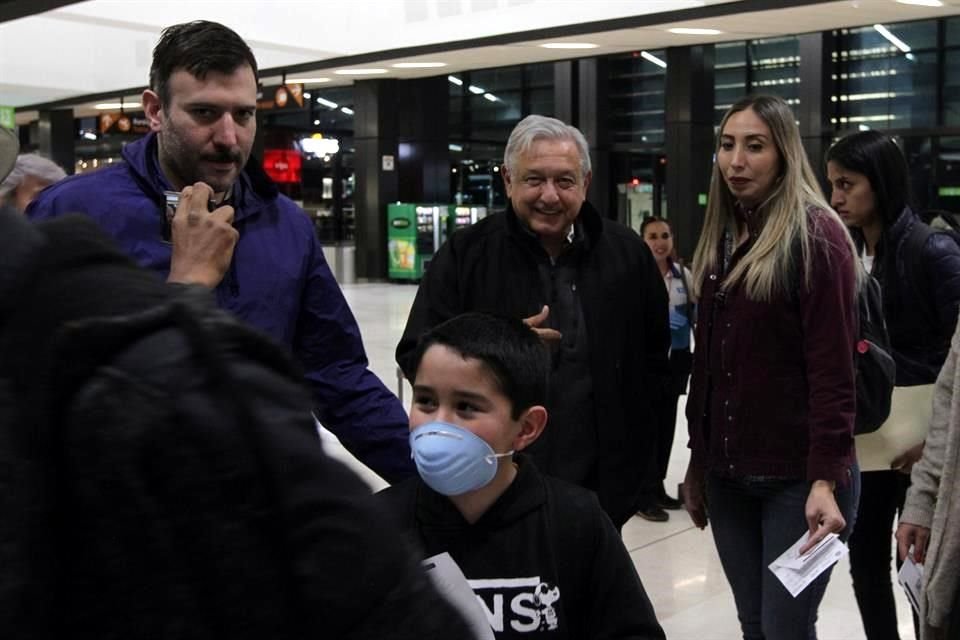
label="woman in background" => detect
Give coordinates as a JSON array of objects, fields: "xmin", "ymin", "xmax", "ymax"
[
  {"xmin": 826, "ymin": 130, "xmax": 960, "ymax": 640},
  {"xmin": 635, "ymin": 216, "xmax": 695, "ymax": 523}
]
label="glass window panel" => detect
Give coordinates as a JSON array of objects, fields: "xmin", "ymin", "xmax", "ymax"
[
  {"xmin": 608, "ymin": 50, "xmax": 665, "ymax": 145},
  {"xmin": 525, "ymin": 62, "xmax": 554, "ymax": 88},
  {"xmin": 948, "ymin": 17, "xmax": 960, "ymax": 47},
  {"xmin": 946, "ymin": 51, "xmax": 960, "ymax": 126},
  {"xmin": 834, "ymin": 51, "xmax": 936, "ymax": 128},
  {"xmin": 936, "ymin": 137, "xmax": 960, "ymax": 212}
]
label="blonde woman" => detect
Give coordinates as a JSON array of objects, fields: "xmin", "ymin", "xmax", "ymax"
[{"xmin": 681, "ymin": 95, "xmax": 861, "ymax": 640}]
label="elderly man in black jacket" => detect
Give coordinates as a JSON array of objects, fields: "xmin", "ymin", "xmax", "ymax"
[
  {"xmin": 0, "ymin": 126, "xmax": 474, "ymax": 640},
  {"xmin": 396, "ymin": 115, "xmax": 671, "ymax": 529}
]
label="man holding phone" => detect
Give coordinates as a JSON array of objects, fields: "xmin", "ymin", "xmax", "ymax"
[{"xmin": 27, "ymin": 21, "xmax": 413, "ymax": 482}]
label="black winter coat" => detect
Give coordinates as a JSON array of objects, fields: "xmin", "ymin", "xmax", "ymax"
[
  {"xmin": 396, "ymin": 203, "xmax": 671, "ymax": 527},
  {"xmin": 869, "ymin": 208, "xmax": 960, "ymax": 385},
  {"xmin": 0, "ymin": 212, "xmax": 474, "ymax": 640}
]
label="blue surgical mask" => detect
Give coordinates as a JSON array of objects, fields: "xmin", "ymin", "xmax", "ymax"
[{"xmin": 409, "ymin": 421, "xmax": 514, "ymax": 496}]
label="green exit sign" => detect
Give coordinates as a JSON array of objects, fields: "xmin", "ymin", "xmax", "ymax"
[
  {"xmin": 698, "ymin": 193, "xmax": 708, "ymax": 206},
  {"xmin": 0, "ymin": 106, "xmax": 14, "ymax": 130},
  {"xmin": 939, "ymin": 186, "xmax": 960, "ymax": 197}
]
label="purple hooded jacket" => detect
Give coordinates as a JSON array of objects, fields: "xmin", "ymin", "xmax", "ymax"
[{"xmin": 28, "ymin": 133, "xmax": 413, "ymax": 482}]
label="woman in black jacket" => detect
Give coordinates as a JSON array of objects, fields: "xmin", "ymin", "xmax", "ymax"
[{"xmin": 827, "ymin": 130, "xmax": 960, "ymax": 640}]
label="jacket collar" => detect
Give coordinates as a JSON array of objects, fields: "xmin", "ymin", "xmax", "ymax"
[{"xmin": 121, "ymin": 132, "xmax": 279, "ymax": 222}]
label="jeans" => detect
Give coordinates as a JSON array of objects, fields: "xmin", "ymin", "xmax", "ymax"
[
  {"xmin": 706, "ymin": 467, "xmax": 860, "ymax": 640},
  {"xmin": 848, "ymin": 470, "xmax": 914, "ymax": 640}
]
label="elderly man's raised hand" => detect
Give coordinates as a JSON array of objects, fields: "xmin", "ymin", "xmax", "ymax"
[
  {"xmin": 522, "ymin": 305, "xmax": 563, "ymax": 345},
  {"xmin": 167, "ymin": 182, "xmax": 239, "ymax": 288}
]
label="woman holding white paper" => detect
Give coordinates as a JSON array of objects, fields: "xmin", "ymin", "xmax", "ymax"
[
  {"xmin": 683, "ymin": 95, "xmax": 860, "ymax": 640},
  {"xmin": 827, "ymin": 130, "xmax": 960, "ymax": 640}
]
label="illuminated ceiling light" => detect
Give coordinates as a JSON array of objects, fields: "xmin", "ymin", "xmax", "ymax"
[
  {"xmin": 313, "ymin": 119, "xmax": 320, "ymax": 125},
  {"xmin": 483, "ymin": 93, "xmax": 498, "ymax": 102},
  {"xmin": 340, "ymin": 107, "xmax": 354, "ymax": 115},
  {"xmin": 895, "ymin": 0, "xmax": 943, "ymax": 6},
  {"xmin": 874, "ymin": 24, "xmax": 911, "ymax": 52},
  {"xmin": 448, "ymin": 75, "xmax": 463, "ymax": 86},
  {"xmin": 316, "ymin": 97, "xmax": 339, "ymax": 109},
  {"xmin": 640, "ymin": 51, "xmax": 667, "ymax": 68},
  {"xmin": 334, "ymin": 68, "xmax": 388, "ymax": 75},
  {"xmin": 93, "ymin": 103, "xmax": 126, "ymax": 109},
  {"xmin": 468, "ymin": 85, "xmax": 485, "ymax": 95},
  {"xmin": 540, "ymin": 42, "xmax": 599, "ymax": 49},
  {"xmin": 287, "ymin": 77, "xmax": 331, "ymax": 84},
  {"xmin": 392, "ymin": 62, "xmax": 447, "ymax": 68},
  {"xmin": 668, "ymin": 27, "xmax": 723, "ymax": 35},
  {"xmin": 303, "ymin": 92, "xmax": 311, "ymax": 99},
  {"xmin": 448, "ymin": 143, "xmax": 463, "ymax": 152}
]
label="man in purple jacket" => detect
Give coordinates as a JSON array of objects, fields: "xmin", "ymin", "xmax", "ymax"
[{"xmin": 28, "ymin": 20, "xmax": 413, "ymax": 482}]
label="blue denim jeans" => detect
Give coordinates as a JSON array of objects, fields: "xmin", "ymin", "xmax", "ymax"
[{"xmin": 706, "ymin": 466, "xmax": 860, "ymax": 640}]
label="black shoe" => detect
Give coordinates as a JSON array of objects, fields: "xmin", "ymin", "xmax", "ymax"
[
  {"xmin": 657, "ymin": 492, "xmax": 683, "ymax": 511},
  {"xmin": 636, "ymin": 505, "xmax": 669, "ymax": 522}
]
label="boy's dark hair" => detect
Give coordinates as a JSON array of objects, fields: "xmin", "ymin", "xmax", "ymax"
[
  {"xmin": 410, "ymin": 313, "xmax": 548, "ymax": 419},
  {"xmin": 150, "ymin": 21, "xmax": 259, "ymax": 107},
  {"xmin": 826, "ymin": 130, "xmax": 912, "ymax": 229}
]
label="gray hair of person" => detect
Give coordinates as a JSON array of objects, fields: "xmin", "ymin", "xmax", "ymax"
[
  {"xmin": 0, "ymin": 154, "xmax": 67, "ymax": 198},
  {"xmin": 503, "ymin": 115, "xmax": 592, "ymax": 177}
]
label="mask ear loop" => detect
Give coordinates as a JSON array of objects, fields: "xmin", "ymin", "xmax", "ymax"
[{"xmin": 483, "ymin": 450, "xmax": 515, "ymax": 465}]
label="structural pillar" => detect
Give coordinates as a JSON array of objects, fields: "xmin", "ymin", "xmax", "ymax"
[
  {"xmin": 665, "ymin": 45, "xmax": 714, "ymax": 262},
  {"xmin": 354, "ymin": 78, "xmax": 399, "ymax": 281},
  {"xmin": 37, "ymin": 109, "xmax": 75, "ymax": 175},
  {"xmin": 576, "ymin": 58, "xmax": 612, "ymax": 219},
  {"xmin": 798, "ymin": 32, "xmax": 833, "ymax": 194}
]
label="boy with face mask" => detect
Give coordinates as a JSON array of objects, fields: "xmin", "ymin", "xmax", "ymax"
[{"xmin": 377, "ymin": 313, "xmax": 664, "ymax": 640}]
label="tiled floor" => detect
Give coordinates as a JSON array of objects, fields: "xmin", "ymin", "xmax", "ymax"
[{"xmin": 324, "ymin": 282, "xmax": 916, "ymax": 640}]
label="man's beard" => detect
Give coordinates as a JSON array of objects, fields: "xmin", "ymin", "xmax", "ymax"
[{"xmin": 158, "ymin": 130, "xmax": 245, "ymax": 194}]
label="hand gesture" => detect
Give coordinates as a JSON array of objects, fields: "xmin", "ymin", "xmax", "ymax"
[
  {"xmin": 523, "ymin": 305, "xmax": 562, "ymax": 345},
  {"xmin": 896, "ymin": 522, "xmax": 931, "ymax": 564},
  {"xmin": 167, "ymin": 182, "xmax": 239, "ymax": 288},
  {"xmin": 681, "ymin": 462, "xmax": 708, "ymax": 529},
  {"xmin": 799, "ymin": 481, "xmax": 845, "ymax": 554}
]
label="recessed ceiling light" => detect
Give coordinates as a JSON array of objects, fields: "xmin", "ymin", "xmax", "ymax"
[
  {"xmin": 287, "ymin": 77, "xmax": 331, "ymax": 84},
  {"xmin": 668, "ymin": 27, "xmax": 723, "ymax": 35},
  {"xmin": 391, "ymin": 62, "xmax": 447, "ymax": 68},
  {"xmin": 334, "ymin": 68, "xmax": 388, "ymax": 75},
  {"xmin": 448, "ymin": 75, "xmax": 463, "ymax": 86},
  {"xmin": 94, "ymin": 103, "xmax": 127, "ymax": 109},
  {"xmin": 895, "ymin": 0, "xmax": 943, "ymax": 6},
  {"xmin": 540, "ymin": 42, "xmax": 599, "ymax": 49}
]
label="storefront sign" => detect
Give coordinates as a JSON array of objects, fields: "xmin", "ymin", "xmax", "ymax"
[
  {"xmin": 257, "ymin": 83, "xmax": 305, "ymax": 111},
  {"xmin": 938, "ymin": 186, "xmax": 960, "ymax": 197},
  {"xmin": 98, "ymin": 112, "xmax": 150, "ymax": 135}
]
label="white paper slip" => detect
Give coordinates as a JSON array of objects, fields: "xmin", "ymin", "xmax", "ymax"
[
  {"xmin": 769, "ymin": 531, "xmax": 849, "ymax": 598},
  {"xmin": 897, "ymin": 553, "xmax": 924, "ymax": 614},
  {"xmin": 423, "ymin": 552, "xmax": 495, "ymax": 640}
]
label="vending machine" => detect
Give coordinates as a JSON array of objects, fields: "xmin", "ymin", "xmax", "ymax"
[
  {"xmin": 448, "ymin": 204, "xmax": 488, "ymax": 235},
  {"xmin": 387, "ymin": 203, "xmax": 448, "ymax": 280}
]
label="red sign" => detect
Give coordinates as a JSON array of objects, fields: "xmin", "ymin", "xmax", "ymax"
[{"xmin": 262, "ymin": 148, "xmax": 302, "ymax": 184}]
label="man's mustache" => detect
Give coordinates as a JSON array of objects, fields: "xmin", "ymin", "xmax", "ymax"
[{"xmin": 202, "ymin": 150, "xmax": 243, "ymax": 164}]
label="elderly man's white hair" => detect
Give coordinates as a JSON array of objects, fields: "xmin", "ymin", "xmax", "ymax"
[
  {"xmin": 502, "ymin": 115, "xmax": 591, "ymax": 177},
  {"xmin": 0, "ymin": 153, "xmax": 67, "ymax": 198}
]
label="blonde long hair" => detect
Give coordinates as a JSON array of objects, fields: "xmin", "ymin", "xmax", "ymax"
[{"xmin": 691, "ymin": 95, "xmax": 855, "ymax": 301}]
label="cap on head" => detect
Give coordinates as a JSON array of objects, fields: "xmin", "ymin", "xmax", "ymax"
[{"xmin": 0, "ymin": 127, "xmax": 18, "ymax": 184}]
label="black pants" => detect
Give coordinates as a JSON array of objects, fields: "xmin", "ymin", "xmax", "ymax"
[
  {"xmin": 848, "ymin": 470, "xmax": 914, "ymax": 640},
  {"xmin": 638, "ymin": 349, "xmax": 691, "ymax": 506}
]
